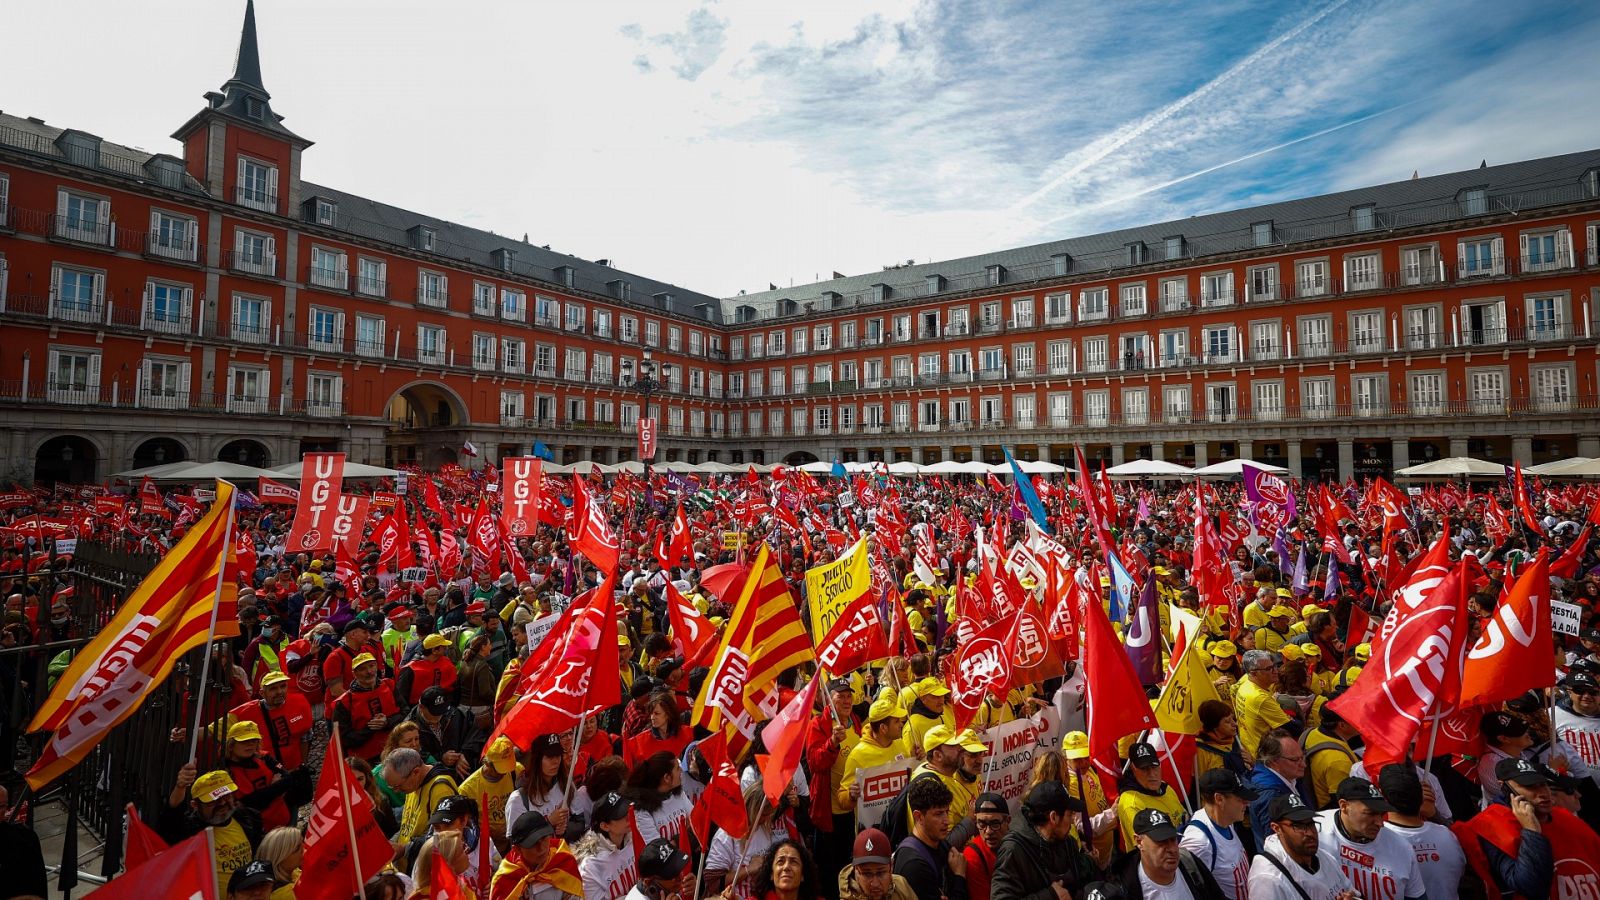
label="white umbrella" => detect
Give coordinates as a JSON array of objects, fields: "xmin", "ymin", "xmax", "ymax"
[
  {"xmin": 1105, "ymin": 459, "xmax": 1194, "ymax": 478},
  {"xmin": 1011, "ymin": 459, "xmax": 1069, "ymax": 474},
  {"xmin": 150, "ymin": 461, "xmax": 281, "ymax": 482},
  {"xmin": 887, "ymin": 461, "xmax": 921, "ymax": 476},
  {"xmin": 1394, "ymin": 457, "xmax": 1506, "ymax": 477},
  {"xmin": 920, "ymin": 460, "xmax": 971, "ymax": 475},
  {"xmin": 1190, "ymin": 459, "xmax": 1292, "ymax": 478},
  {"xmin": 274, "ymin": 461, "xmax": 400, "ymax": 479},
  {"xmin": 798, "ymin": 461, "xmax": 835, "ymax": 474},
  {"xmin": 1529, "ymin": 457, "xmax": 1600, "ymax": 477},
  {"xmin": 114, "ymin": 461, "xmax": 200, "ymax": 479}
]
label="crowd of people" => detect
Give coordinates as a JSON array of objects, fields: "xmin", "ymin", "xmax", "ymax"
[{"xmin": 4, "ymin": 460, "xmax": 1600, "ymax": 900}]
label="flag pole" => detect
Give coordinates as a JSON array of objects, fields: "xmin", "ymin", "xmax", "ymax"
[
  {"xmin": 188, "ymin": 480, "xmax": 237, "ymax": 762},
  {"xmin": 330, "ymin": 727, "xmax": 368, "ymax": 899},
  {"xmin": 560, "ymin": 712, "xmax": 587, "ymax": 809}
]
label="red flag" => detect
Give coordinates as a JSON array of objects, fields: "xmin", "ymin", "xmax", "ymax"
[
  {"xmin": 373, "ymin": 511, "xmax": 414, "ymax": 568},
  {"xmin": 137, "ymin": 476, "xmax": 164, "ymax": 515},
  {"xmin": 492, "ymin": 577, "xmax": 620, "ymax": 750},
  {"xmin": 431, "ymin": 844, "xmax": 468, "ymax": 899},
  {"xmin": 949, "ymin": 615, "xmax": 1014, "ymax": 732},
  {"xmin": 92, "ymin": 830, "xmax": 216, "ymax": 899},
  {"xmin": 257, "ymin": 477, "xmax": 299, "ymax": 505},
  {"xmin": 329, "ymin": 495, "xmax": 369, "ymax": 553},
  {"xmin": 761, "ymin": 674, "xmax": 819, "ymax": 805},
  {"xmin": 334, "ymin": 536, "xmax": 362, "ymax": 597},
  {"xmin": 286, "ymin": 452, "xmax": 345, "ymax": 553},
  {"xmin": 476, "ymin": 791, "xmax": 493, "ymax": 898},
  {"xmin": 1550, "ymin": 527, "xmax": 1592, "ymax": 580},
  {"xmin": 1512, "ymin": 463, "xmax": 1542, "ymax": 531},
  {"xmin": 1344, "ymin": 608, "xmax": 1378, "ymax": 655},
  {"xmin": 438, "ymin": 528, "xmax": 463, "ymax": 577},
  {"xmin": 570, "ymin": 475, "xmax": 621, "ymax": 573},
  {"xmin": 1327, "ymin": 534, "xmax": 1468, "ymax": 764},
  {"xmin": 298, "ymin": 732, "xmax": 393, "ymax": 900},
  {"xmin": 1083, "ymin": 586, "xmax": 1158, "ymax": 779},
  {"xmin": 690, "ymin": 730, "xmax": 749, "ymax": 845},
  {"xmin": 122, "ymin": 802, "xmax": 168, "ymax": 872},
  {"xmin": 234, "ymin": 532, "xmax": 258, "ymax": 577},
  {"xmin": 664, "ymin": 501, "xmax": 694, "ymax": 570},
  {"xmin": 505, "ymin": 538, "xmax": 532, "ymax": 586},
  {"xmin": 1459, "ymin": 550, "xmax": 1553, "ymax": 707},
  {"xmin": 666, "ymin": 580, "xmax": 717, "ymax": 667},
  {"xmin": 413, "ymin": 510, "xmax": 439, "ymax": 569}
]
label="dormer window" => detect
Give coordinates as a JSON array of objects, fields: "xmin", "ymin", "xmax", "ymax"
[
  {"xmin": 1459, "ymin": 187, "xmax": 1488, "ymax": 217},
  {"xmin": 245, "ymin": 97, "xmax": 265, "ymax": 119},
  {"xmin": 1349, "ymin": 205, "xmax": 1375, "ymax": 233},
  {"xmin": 492, "ymin": 247, "xmax": 514, "ymax": 272},
  {"xmin": 1165, "ymin": 236, "xmax": 1185, "ymax": 260},
  {"xmin": 407, "ymin": 225, "xmax": 435, "ymax": 252},
  {"xmin": 1051, "ymin": 253, "xmax": 1072, "ymax": 276},
  {"xmin": 314, "ymin": 199, "xmax": 337, "ymax": 226}
]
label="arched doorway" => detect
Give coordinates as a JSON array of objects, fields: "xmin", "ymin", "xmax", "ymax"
[
  {"xmin": 35, "ymin": 435, "xmax": 98, "ymax": 485},
  {"xmin": 783, "ymin": 450, "xmax": 820, "ymax": 466},
  {"xmin": 386, "ymin": 381, "xmax": 467, "ymax": 429},
  {"xmin": 133, "ymin": 437, "xmax": 189, "ymax": 469},
  {"xmin": 218, "ymin": 439, "xmax": 272, "ymax": 468}
]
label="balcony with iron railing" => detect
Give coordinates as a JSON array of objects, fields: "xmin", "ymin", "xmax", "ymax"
[
  {"xmin": 48, "ymin": 214, "xmax": 116, "ymax": 249},
  {"xmin": 225, "ymin": 250, "xmax": 279, "ymax": 279},
  {"xmin": 145, "ymin": 232, "xmax": 200, "ymax": 263},
  {"xmin": 234, "ymin": 186, "xmax": 277, "ymax": 212},
  {"xmin": 307, "ymin": 265, "xmax": 348, "ymax": 291}
]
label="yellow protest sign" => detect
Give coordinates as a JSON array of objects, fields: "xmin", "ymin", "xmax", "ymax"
[
  {"xmin": 722, "ymin": 532, "xmax": 747, "ymax": 550},
  {"xmin": 1153, "ymin": 633, "xmax": 1221, "ymax": 734},
  {"xmin": 804, "ymin": 537, "xmax": 872, "ymax": 647}
]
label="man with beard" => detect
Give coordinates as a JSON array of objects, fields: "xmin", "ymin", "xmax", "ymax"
[
  {"xmin": 158, "ymin": 763, "xmax": 265, "ymax": 890},
  {"xmin": 913, "ymin": 724, "xmax": 988, "ymax": 823},
  {"xmin": 991, "ymin": 781, "xmax": 1098, "ymax": 900},
  {"xmin": 1246, "ymin": 795, "xmax": 1357, "ymax": 900},
  {"xmin": 1313, "ymin": 778, "xmax": 1425, "ymax": 900}
]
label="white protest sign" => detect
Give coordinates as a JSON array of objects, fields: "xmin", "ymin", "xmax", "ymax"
[
  {"xmin": 525, "ymin": 612, "xmax": 563, "ymax": 653},
  {"xmin": 981, "ymin": 715, "xmax": 1052, "ymax": 818},
  {"xmin": 855, "ymin": 756, "xmax": 914, "ymax": 828},
  {"xmin": 1553, "ymin": 600, "xmax": 1583, "ymax": 636},
  {"xmin": 54, "ymin": 538, "xmax": 78, "ymax": 555},
  {"xmin": 396, "ymin": 473, "xmax": 409, "ymax": 495}
]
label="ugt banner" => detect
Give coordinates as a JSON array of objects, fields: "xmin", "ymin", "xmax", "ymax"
[
  {"xmin": 637, "ymin": 417, "xmax": 657, "ymax": 461},
  {"xmin": 502, "ymin": 458, "xmax": 543, "ymax": 537},
  {"xmin": 285, "ymin": 453, "xmax": 345, "ymax": 552}
]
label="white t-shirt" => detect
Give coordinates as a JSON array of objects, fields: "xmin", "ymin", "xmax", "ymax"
[
  {"xmin": 1179, "ymin": 808, "xmax": 1249, "ymax": 900},
  {"xmin": 1314, "ymin": 810, "xmax": 1426, "ymax": 900},
  {"xmin": 504, "ymin": 782, "xmax": 568, "ymax": 838},
  {"xmin": 1553, "ymin": 707, "xmax": 1600, "ymax": 786},
  {"xmin": 578, "ymin": 838, "xmax": 638, "ymax": 900},
  {"xmin": 632, "ymin": 792, "xmax": 693, "ymax": 846},
  {"xmin": 1246, "ymin": 834, "xmax": 1356, "ymax": 900},
  {"xmin": 1139, "ymin": 863, "xmax": 1197, "ymax": 900},
  {"xmin": 1383, "ymin": 820, "xmax": 1465, "ymax": 900},
  {"xmin": 704, "ymin": 822, "xmax": 786, "ymax": 895},
  {"xmin": 1348, "ymin": 760, "xmax": 1453, "ymax": 822}
]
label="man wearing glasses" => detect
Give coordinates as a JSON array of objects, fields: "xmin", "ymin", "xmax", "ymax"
[
  {"xmin": 1247, "ymin": 794, "xmax": 1358, "ymax": 900},
  {"xmin": 1235, "ymin": 650, "xmax": 1290, "ymax": 766},
  {"xmin": 961, "ymin": 793, "xmax": 1011, "ymax": 900},
  {"xmin": 1248, "ymin": 728, "xmax": 1311, "ymax": 840},
  {"xmin": 1554, "ymin": 670, "xmax": 1600, "ymax": 786}
]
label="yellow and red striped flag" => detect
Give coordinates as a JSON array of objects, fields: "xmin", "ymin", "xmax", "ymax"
[
  {"xmin": 692, "ymin": 542, "xmax": 814, "ymax": 756},
  {"xmin": 26, "ymin": 480, "xmax": 240, "ymax": 789}
]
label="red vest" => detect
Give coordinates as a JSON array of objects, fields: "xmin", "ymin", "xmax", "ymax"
[
  {"xmin": 335, "ymin": 680, "xmax": 400, "ymax": 761},
  {"xmin": 229, "ymin": 694, "xmax": 313, "ymax": 770},
  {"xmin": 1455, "ymin": 804, "xmax": 1600, "ymax": 899},
  {"xmin": 227, "ymin": 754, "xmax": 290, "ymax": 832},
  {"xmin": 401, "ymin": 655, "xmax": 458, "ymax": 704}
]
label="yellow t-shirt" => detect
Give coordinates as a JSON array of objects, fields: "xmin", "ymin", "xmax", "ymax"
[
  {"xmin": 460, "ymin": 767, "xmax": 518, "ymax": 839},
  {"xmin": 904, "ymin": 709, "xmax": 954, "ymax": 756},
  {"xmin": 397, "ymin": 773, "xmax": 459, "ymax": 847},
  {"xmin": 837, "ymin": 735, "xmax": 909, "ymax": 811},
  {"xmin": 1235, "ymin": 679, "xmax": 1291, "ymax": 765},
  {"xmin": 212, "ymin": 818, "xmax": 255, "ymax": 891},
  {"xmin": 1254, "ymin": 627, "xmax": 1287, "ymax": 653},
  {"xmin": 828, "ymin": 721, "xmax": 864, "ymax": 815},
  {"xmin": 1242, "ymin": 602, "xmax": 1272, "ymax": 632},
  {"xmin": 1065, "ymin": 768, "xmax": 1116, "ymax": 864},
  {"xmin": 270, "ymin": 876, "xmax": 299, "ymax": 900},
  {"xmin": 1114, "ymin": 786, "xmax": 1188, "ymax": 850},
  {"xmin": 1303, "ymin": 728, "xmax": 1357, "ymax": 807},
  {"xmin": 913, "ymin": 763, "xmax": 977, "ymax": 823}
]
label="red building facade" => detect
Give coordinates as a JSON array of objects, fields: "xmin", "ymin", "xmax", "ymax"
[{"xmin": 1, "ymin": 4, "xmax": 1597, "ymax": 484}]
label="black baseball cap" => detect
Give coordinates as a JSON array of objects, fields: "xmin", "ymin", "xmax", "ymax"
[
  {"xmin": 341, "ymin": 619, "xmax": 369, "ymax": 635},
  {"xmin": 1376, "ymin": 764, "xmax": 1424, "ymax": 816},
  {"xmin": 1336, "ymin": 777, "xmax": 1394, "ymax": 811},
  {"xmin": 591, "ymin": 791, "xmax": 632, "ymax": 824},
  {"xmin": 1197, "ymin": 768, "xmax": 1260, "ymax": 801},
  {"xmin": 429, "ymin": 794, "xmax": 477, "ymax": 825},
  {"xmin": 420, "ymin": 686, "xmax": 451, "ymax": 714},
  {"xmin": 1267, "ymin": 793, "xmax": 1316, "ymax": 823},
  {"xmin": 1505, "ymin": 691, "xmax": 1543, "ymax": 714},
  {"xmin": 1021, "ymin": 780, "xmax": 1086, "ymax": 817},
  {"xmin": 228, "ymin": 860, "xmax": 275, "ymax": 891},
  {"xmin": 827, "ymin": 677, "xmax": 852, "ymax": 693},
  {"xmin": 1496, "ymin": 756, "xmax": 1549, "ymax": 787},
  {"xmin": 1580, "ymin": 627, "xmax": 1600, "ymax": 644},
  {"xmin": 1573, "ymin": 657, "xmax": 1600, "ymax": 676},
  {"xmin": 638, "ymin": 837, "xmax": 690, "ymax": 880},
  {"xmin": 510, "ymin": 810, "xmax": 555, "ymax": 848},
  {"xmin": 1565, "ymin": 671, "xmax": 1600, "ymax": 692},
  {"xmin": 1128, "ymin": 742, "xmax": 1161, "ymax": 769},
  {"xmin": 972, "ymin": 792, "xmax": 1009, "ymax": 816},
  {"xmin": 535, "ymin": 733, "xmax": 564, "ymax": 757},
  {"xmin": 1132, "ymin": 808, "xmax": 1180, "ymax": 841},
  {"xmin": 1482, "ymin": 711, "xmax": 1529, "ymax": 741}
]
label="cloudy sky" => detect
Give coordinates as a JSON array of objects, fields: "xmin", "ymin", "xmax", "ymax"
[{"xmin": 9, "ymin": 0, "xmax": 1599, "ymax": 298}]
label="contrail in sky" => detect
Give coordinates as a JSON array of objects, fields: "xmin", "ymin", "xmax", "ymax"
[{"xmin": 1008, "ymin": 0, "xmax": 1353, "ymax": 215}]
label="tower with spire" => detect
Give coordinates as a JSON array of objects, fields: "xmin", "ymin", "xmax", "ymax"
[{"xmin": 172, "ymin": 0, "xmax": 311, "ymax": 213}]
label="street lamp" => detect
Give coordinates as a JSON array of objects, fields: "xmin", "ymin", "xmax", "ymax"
[{"xmin": 621, "ymin": 350, "xmax": 672, "ymax": 467}]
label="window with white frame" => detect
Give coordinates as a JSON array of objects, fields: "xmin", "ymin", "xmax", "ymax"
[
  {"xmin": 730, "ymin": 336, "xmax": 745, "ymax": 359},
  {"xmin": 1468, "ymin": 369, "xmax": 1506, "ymax": 413},
  {"xmin": 143, "ymin": 280, "xmax": 191, "ymax": 332},
  {"xmin": 501, "ymin": 337, "xmax": 525, "ymax": 374},
  {"xmin": 668, "ymin": 325, "xmax": 682, "ymax": 350},
  {"xmin": 1119, "ymin": 334, "xmax": 1148, "ymax": 370},
  {"xmin": 566, "ymin": 303, "xmax": 586, "ymax": 332},
  {"xmin": 980, "ymin": 302, "xmax": 1002, "ymax": 331},
  {"xmin": 232, "ymin": 229, "xmax": 275, "ymax": 275},
  {"xmin": 1159, "ymin": 277, "xmax": 1188, "ymax": 311},
  {"xmin": 1532, "ymin": 365, "xmax": 1572, "ymax": 410},
  {"xmin": 1207, "ymin": 384, "xmax": 1237, "ymax": 423},
  {"xmin": 893, "ymin": 314, "xmax": 912, "ymax": 341},
  {"xmin": 594, "ymin": 309, "xmax": 613, "ymax": 338},
  {"xmin": 948, "ymin": 306, "xmax": 970, "ymax": 335},
  {"xmin": 1047, "ymin": 340, "xmax": 1072, "ymax": 375},
  {"xmin": 786, "ymin": 407, "xmax": 802, "ymax": 435},
  {"xmin": 645, "ymin": 321, "xmax": 661, "ymax": 346},
  {"xmin": 535, "ymin": 395, "xmax": 556, "ymax": 425},
  {"xmin": 1457, "ymin": 236, "xmax": 1503, "ymax": 277},
  {"xmin": 51, "ymin": 265, "xmax": 102, "ymax": 322},
  {"xmin": 978, "ymin": 348, "xmax": 1003, "ymax": 377},
  {"xmin": 310, "ymin": 247, "xmax": 347, "ymax": 289},
  {"xmin": 1295, "ymin": 259, "xmax": 1327, "ymax": 297},
  {"xmin": 1201, "ymin": 271, "xmax": 1234, "ymax": 306},
  {"xmin": 709, "ymin": 370, "xmax": 724, "ymax": 397},
  {"xmin": 748, "ymin": 370, "xmax": 764, "ymax": 397},
  {"xmin": 840, "ymin": 320, "xmax": 857, "ymax": 348},
  {"xmin": 949, "ymin": 397, "xmax": 972, "ymax": 427},
  {"xmin": 979, "ymin": 396, "xmax": 1003, "ymax": 426},
  {"xmin": 1122, "ymin": 388, "xmax": 1149, "ymax": 425},
  {"xmin": 1083, "ymin": 336, "xmax": 1108, "ymax": 372},
  {"xmin": 1119, "ymin": 283, "xmax": 1147, "ymax": 316},
  {"xmin": 1354, "ymin": 374, "xmax": 1386, "ymax": 417},
  {"xmin": 236, "ymin": 157, "xmax": 277, "ymax": 210},
  {"xmin": 528, "ymin": 294, "xmax": 555, "ymax": 326},
  {"xmin": 500, "ymin": 288, "xmax": 526, "ymax": 321},
  {"xmin": 1203, "ymin": 326, "xmax": 1234, "ymax": 362},
  {"xmin": 307, "ymin": 372, "xmax": 341, "ymax": 415},
  {"xmin": 1248, "ymin": 264, "xmax": 1277, "ymax": 302},
  {"xmin": 355, "ymin": 315, "xmax": 385, "ymax": 357},
  {"xmin": 142, "ymin": 356, "xmax": 190, "ymax": 409},
  {"xmin": 813, "ymin": 324, "xmax": 831, "ymax": 350},
  {"xmin": 593, "ymin": 352, "xmax": 614, "ymax": 385},
  {"xmin": 1079, "ymin": 288, "xmax": 1109, "ymax": 320},
  {"xmin": 308, "ymin": 307, "xmax": 343, "ymax": 351},
  {"xmin": 1349, "ymin": 311, "xmax": 1384, "ymax": 353},
  {"xmin": 791, "ymin": 365, "xmax": 807, "ymax": 393},
  {"xmin": 55, "ymin": 190, "xmax": 110, "ymax": 244},
  {"xmin": 691, "ymin": 409, "xmax": 707, "ymax": 435},
  {"xmin": 1045, "ymin": 292, "xmax": 1071, "ymax": 323},
  {"xmin": 1401, "ymin": 244, "xmax": 1440, "ymax": 285},
  {"xmin": 567, "ymin": 397, "xmax": 586, "ymax": 425},
  {"xmin": 918, "ymin": 353, "xmax": 941, "ymax": 382},
  {"xmin": 227, "ymin": 365, "xmax": 269, "ymax": 413},
  {"xmin": 231, "ymin": 294, "xmax": 270, "ymax": 343},
  {"xmin": 1409, "ymin": 372, "xmax": 1443, "ymax": 415},
  {"xmin": 313, "ymin": 198, "xmax": 337, "ymax": 225},
  {"xmin": 1249, "ymin": 321, "xmax": 1280, "ymax": 360},
  {"xmin": 148, "ymin": 210, "xmax": 198, "ymax": 260},
  {"xmin": 1049, "ymin": 393, "xmax": 1072, "ymax": 427},
  {"xmin": 1162, "ymin": 385, "xmax": 1190, "ymax": 423},
  {"xmin": 564, "ymin": 347, "xmax": 586, "ymax": 380},
  {"xmin": 691, "ymin": 330, "xmax": 706, "ymax": 354},
  {"xmin": 811, "ymin": 363, "xmax": 832, "ymax": 387},
  {"xmin": 1013, "ymin": 394, "xmax": 1035, "ymax": 427},
  {"xmin": 47, "ymin": 349, "xmax": 100, "ymax": 403},
  {"xmin": 1301, "ymin": 377, "xmax": 1334, "ymax": 418},
  {"xmin": 1526, "ymin": 293, "xmax": 1564, "ymax": 339},
  {"xmin": 472, "ymin": 282, "xmax": 496, "ymax": 316},
  {"xmin": 918, "ymin": 399, "xmax": 940, "ymax": 430},
  {"xmin": 418, "ymin": 271, "xmax": 448, "ymax": 307},
  {"xmin": 1297, "ymin": 315, "xmax": 1331, "ymax": 357},
  {"xmin": 1252, "ymin": 381, "xmax": 1283, "ymax": 420},
  {"xmin": 621, "ymin": 315, "xmax": 638, "ymax": 342},
  {"xmin": 1343, "ymin": 253, "xmax": 1380, "ymax": 291},
  {"xmin": 1520, "ymin": 229, "xmax": 1571, "ymax": 272},
  {"xmin": 770, "ymin": 368, "xmax": 786, "ymax": 394},
  {"xmin": 358, "ymin": 256, "xmax": 385, "ymax": 294},
  {"xmin": 472, "ymin": 333, "xmax": 495, "ymax": 370},
  {"xmin": 594, "ymin": 399, "xmax": 615, "ymax": 424},
  {"xmin": 501, "ymin": 390, "xmax": 525, "ymax": 425},
  {"xmin": 416, "ymin": 324, "xmax": 446, "ymax": 364},
  {"xmin": 1083, "ymin": 390, "xmax": 1109, "ymax": 426},
  {"xmin": 1404, "ymin": 306, "xmax": 1441, "ymax": 350},
  {"xmin": 1012, "ymin": 297, "xmax": 1035, "ymax": 328},
  {"xmin": 690, "ymin": 369, "xmax": 706, "ymax": 395},
  {"xmin": 814, "ymin": 406, "xmax": 831, "ymax": 433},
  {"xmin": 1012, "ymin": 343, "xmax": 1035, "ymax": 376},
  {"xmin": 1462, "ymin": 299, "xmax": 1506, "ymax": 345},
  {"xmin": 621, "ymin": 402, "xmax": 640, "ymax": 428},
  {"xmin": 1160, "ymin": 329, "xmax": 1188, "ymax": 367},
  {"xmin": 892, "ymin": 401, "xmax": 911, "ymax": 430}
]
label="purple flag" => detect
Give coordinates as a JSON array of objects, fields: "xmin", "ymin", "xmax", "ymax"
[
  {"xmin": 1242, "ymin": 464, "xmax": 1296, "ymax": 536},
  {"xmin": 1291, "ymin": 548, "xmax": 1309, "ymax": 596},
  {"xmin": 1124, "ymin": 573, "xmax": 1164, "ymax": 687}
]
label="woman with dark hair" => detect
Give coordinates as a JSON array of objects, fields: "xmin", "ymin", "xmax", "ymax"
[
  {"xmin": 744, "ymin": 838, "xmax": 820, "ymax": 900},
  {"xmin": 505, "ymin": 733, "xmax": 571, "ymax": 838},
  {"xmin": 624, "ymin": 691, "xmax": 690, "ymax": 767},
  {"xmin": 1194, "ymin": 700, "xmax": 1248, "ymax": 779},
  {"xmin": 625, "ymin": 750, "xmax": 693, "ymax": 845}
]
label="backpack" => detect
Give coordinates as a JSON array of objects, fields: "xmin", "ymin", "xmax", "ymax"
[{"xmin": 878, "ymin": 770, "xmax": 942, "ymax": 846}]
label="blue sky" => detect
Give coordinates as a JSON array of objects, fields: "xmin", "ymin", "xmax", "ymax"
[{"xmin": 8, "ymin": 0, "xmax": 1599, "ymax": 298}]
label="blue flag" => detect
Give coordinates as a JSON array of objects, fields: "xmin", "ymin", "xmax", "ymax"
[
  {"xmin": 1105, "ymin": 548, "xmax": 1137, "ymax": 623},
  {"xmin": 1004, "ymin": 448, "xmax": 1051, "ymax": 534},
  {"xmin": 532, "ymin": 441, "xmax": 554, "ymax": 462},
  {"xmin": 831, "ymin": 459, "xmax": 847, "ymax": 479}
]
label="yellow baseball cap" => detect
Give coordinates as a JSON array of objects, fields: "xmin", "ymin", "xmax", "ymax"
[
  {"xmin": 1268, "ymin": 605, "xmax": 1296, "ymax": 619},
  {"xmin": 1061, "ymin": 731, "xmax": 1090, "ymax": 760},
  {"xmin": 1300, "ymin": 644, "xmax": 1322, "ymax": 659},
  {"xmin": 1275, "ymin": 587, "xmax": 1293, "ymax": 598},
  {"xmin": 1354, "ymin": 643, "xmax": 1372, "ymax": 661},
  {"xmin": 423, "ymin": 634, "xmax": 452, "ymax": 650},
  {"xmin": 227, "ymin": 720, "xmax": 262, "ymax": 742},
  {"xmin": 485, "ymin": 736, "xmax": 517, "ymax": 774},
  {"xmin": 260, "ymin": 671, "xmax": 290, "ymax": 688},
  {"xmin": 352, "ymin": 652, "xmax": 378, "ymax": 668},
  {"xmin": 922, "ymin": 723, "xmax": 959, "ymax": 753},
  {"xmin": 1280, "ymin": 644, "xmax": 1304, "ymax": 662},
  {"xmin": 1152, "ymin": 566, "xmax": 1172, "ymax": 576},
  {"xmin": 192, "ymin": 770, "xmax": 238, "ymax": 802},
  {"xmin": 1300, "ymin": 604, "xmax": 1322, "ymax": 619},
  {"xmin": 867, "ymin": 696, "xmax": 908, "ymax": 723},
  {"xmin": 915, "ymin": 676, "xmax": 951, "ymax": 698},
  {"xmin": 1208, "ymin": 640, "xmax": 1238, "ymax": 658},
  {"xmin": 952, "ymin": 729, "xmax": 990, "ymax": 754}
]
